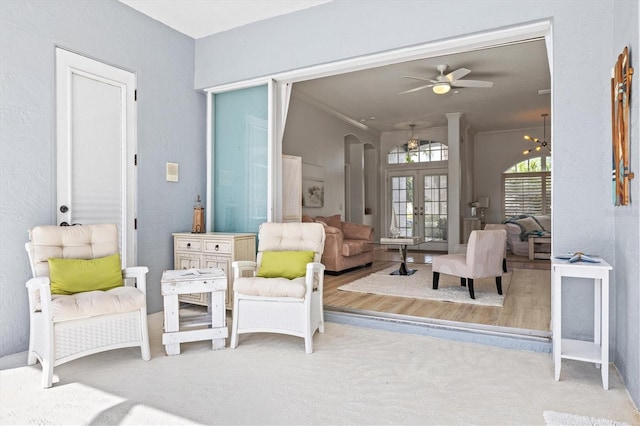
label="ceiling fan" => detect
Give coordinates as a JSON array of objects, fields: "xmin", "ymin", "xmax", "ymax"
[
  {"xmin": 399, "ymin": 64, "xmax": 494, "ymax": 95},
  {"xmin": 523, "ymin": 113, "xmax": 551, "ymax": 155}
]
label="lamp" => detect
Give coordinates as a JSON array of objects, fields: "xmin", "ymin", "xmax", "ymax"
[
  {"xmin": 432, "ymin": 82, "xmax": 451, "ymax": 95},
  {"xmin": 477, "ymin": 196, "xmax": 489, "ymax": 221},
  {"xmin": 523, "ymin": 113, "xmax": 551, "ymax": 155},
  {"xmin": 407, "ymin": 124, "xmax": 419, "ymax": 151}
]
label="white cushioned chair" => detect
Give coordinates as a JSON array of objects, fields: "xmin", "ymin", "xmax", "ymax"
[
  {"xmin": 25, "ymin": 224, "xmax": 150, "ymax": 388},
  {"xmin": 231, "ymin": 222, "xmax": 326, "ymax": 353},
  {"xmin": 433, "ymin": 229, "xmax": 507, "ymax": 299}
]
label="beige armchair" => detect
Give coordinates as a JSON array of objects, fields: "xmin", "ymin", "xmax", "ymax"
[
  {"xmin": 231, "ymin": 222, "xmax": 326, "ymax": 353},
  {"xmin": 485, "ymin": 223, "xmax": 508, "ymax": 272},
  {"xmin": 433, "ymin": 229, "xmax": 507, "ymax": 299},
  {"xmin": 25, "ymin": 224, "xmax": 150, "ymax": 388},
  {"xmin": 454, "ymin": 224, "xmax": 507, "ymax": 272}
]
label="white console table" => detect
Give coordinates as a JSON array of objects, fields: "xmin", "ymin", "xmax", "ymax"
[{"xmin": 552, "ymin": 257, "xmax": 612, "ymax": 389}]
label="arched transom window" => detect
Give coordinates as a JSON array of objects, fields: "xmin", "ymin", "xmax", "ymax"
[{"xmin": 387, "ymin": 141, "xmax": 448, "ymax": 164}]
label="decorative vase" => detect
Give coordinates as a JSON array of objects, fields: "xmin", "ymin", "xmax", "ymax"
[
  {"xmin": 389, "ymin": 208, "xmax": 400, "ymax": 238},
  {"xmin": 470, "ymin": 206, "xmax": 477, "ymax": 217}
]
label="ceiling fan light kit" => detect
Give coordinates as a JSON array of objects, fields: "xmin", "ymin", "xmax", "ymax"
[
  {"xmin": 399, "ymin": 64, "xmax": 494, "ymax": 96},
  {"xmin": 433, "ymin": 82, "xmax": 451, "ymax": 95}
]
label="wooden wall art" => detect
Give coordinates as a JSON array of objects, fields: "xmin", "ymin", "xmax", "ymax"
[{"xmin": 612, "ymin": 46, "xmax": 634, "ymax": 205}]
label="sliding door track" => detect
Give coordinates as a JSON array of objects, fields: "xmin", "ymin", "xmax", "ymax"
[{"xmin": 324, "ymin": 306, "xmax": 552, "ymax": 353}]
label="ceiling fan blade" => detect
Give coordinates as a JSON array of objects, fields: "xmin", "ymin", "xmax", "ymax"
[
  {"xmin": 446, "ymin": 68, "xmax": 470, "ymax": 82},
  {"xmin": 403, "ymin": 75, "xmax": 436, "ymax": 82},
  {"xmin": 452, "ymin": 79, "xmax": 494, "ymax": 88},
  {"xmin": 398, "ymin": 84, "xmax": 434, "ymax": 95}
]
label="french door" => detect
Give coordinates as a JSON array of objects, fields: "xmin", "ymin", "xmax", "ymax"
[{"xmin": 388, "ymin": 168, "xmax": 448, "ymax": 251}]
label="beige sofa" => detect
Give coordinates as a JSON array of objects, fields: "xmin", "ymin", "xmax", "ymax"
[
  {"xmin": 503, "ymin": 215, "xmax": 551, "ymax": 256},
  {"xmin": 303, "ymin": 214, "xmax": 374, "ymax": 274}
]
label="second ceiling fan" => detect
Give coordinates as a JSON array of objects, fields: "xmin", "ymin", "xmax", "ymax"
[{"xmin": 399, "ymin": 64, "xmax": 494, "ymax": 95}]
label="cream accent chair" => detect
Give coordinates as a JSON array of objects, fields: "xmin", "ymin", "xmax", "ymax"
[
  {"xmin": 455, "ymin": 224, "xmax": 508, "ymax": 272},
  {"xmin": 433, "ymin": 229, "xmax": 507, "ymax": 299},
  {"xmin": 25, "ymin": 224, "xmax": 151, "ymax": 388},
  {"xmin": 231, "ymin": 222, "xmax": 326, "ymax": 353}
]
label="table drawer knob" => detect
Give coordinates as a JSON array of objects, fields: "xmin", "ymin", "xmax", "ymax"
[
  {"xmin": 187, "ymin": 243, "xmax": 191, "ymax": 248},
  {"xmin": 215, "ymin": 244, "xmax": 219, "ymax": 251}
]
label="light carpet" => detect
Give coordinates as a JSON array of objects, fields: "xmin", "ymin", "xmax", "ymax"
[
  {"xmin": 338, "ymin": 263, "xmax": 513, "ymax": 306},
  {"xmin": 543, "ymin": 410, "xmax": 632, "ymax": 426},
  {"xmin": 2, "ymin": 314, "xmax": 638, "ymax": 425}
]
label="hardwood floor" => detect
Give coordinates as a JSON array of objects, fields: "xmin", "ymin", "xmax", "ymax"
[{"xmin": 323, "ymin": 248, "xmax": 551, "ymax": 332}]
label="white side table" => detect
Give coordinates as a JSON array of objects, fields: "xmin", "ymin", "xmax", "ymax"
[
  {"xmin": 552, "ymin": 258, "xmax": 612, "ymax": 389},
  {"xmin": 161, "ymin": 268, "xmax": 229, "ymax": 355}
]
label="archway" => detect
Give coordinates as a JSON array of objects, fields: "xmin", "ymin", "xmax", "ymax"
[{"xmin": 344, "ymin": 135, "xmax": 377, "ymax": 225}]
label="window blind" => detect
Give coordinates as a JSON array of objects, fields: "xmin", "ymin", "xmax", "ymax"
[{"xmin": 503, "ymin": 172, "xmax": 551, "ymax": 217}]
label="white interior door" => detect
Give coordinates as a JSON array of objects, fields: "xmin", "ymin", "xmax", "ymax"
[{"xmin": 56, "ymin": 48, "xmax": 137, "ymax": 266}]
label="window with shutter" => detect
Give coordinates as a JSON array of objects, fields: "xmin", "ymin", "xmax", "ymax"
[{"xmin": 503, "ymin": 156, "xmax": 551, "ymax": 217}]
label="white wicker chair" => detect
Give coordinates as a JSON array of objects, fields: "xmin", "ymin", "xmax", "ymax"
[
  {"xmin": 230, "ymin": 222, "xmax": 326, "ymax": 353},
  {"xmin": 25, "ymin": 224, "xmax": 151, "ymax": 388}
]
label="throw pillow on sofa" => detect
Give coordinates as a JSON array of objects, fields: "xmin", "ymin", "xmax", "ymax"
[
  {"xmin": 504, "ymin": 215, "xmax": 546, "ymax": 241},
  {"xmin": 315, "ymin": 214, "xmax": 343, "ymax": 231}
]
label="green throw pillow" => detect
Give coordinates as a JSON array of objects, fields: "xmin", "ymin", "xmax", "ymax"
[
  {"xmin": 257, "ymin": 251, "xmax": 315, "ymax": 280},
  {"xmin": 48, "ymin": 253, "xmax": 123, "ymax": 295}
]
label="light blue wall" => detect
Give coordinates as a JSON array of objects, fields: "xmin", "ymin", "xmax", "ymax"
[
  {"xmin": 613, "ymin": 0, "xmax": 640, "ymax": 410},
  {"xmin": 195, "ymin": 0, "xmax": 638, "ymax": 407},
  {"xmin": 0, "ymin": 0, "xmax": 206, "ymax": 356}
]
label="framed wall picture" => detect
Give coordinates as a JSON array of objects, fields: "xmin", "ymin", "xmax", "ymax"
[
  {"xmin": 302, "ymin": 163, "xmax": 325, "ymax": 208},
  {"xmin": 302, "ymin": 179, "xmax": 324, "ymax": 208}
]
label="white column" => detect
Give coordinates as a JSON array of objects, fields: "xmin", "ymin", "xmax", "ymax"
[
  {"xmin": 349, "ymin": 142, "xmax": 365, "ymax": 224},
  {"xmin": 446, "ymin": 112, "xmax": 462, "ymax": 253}
]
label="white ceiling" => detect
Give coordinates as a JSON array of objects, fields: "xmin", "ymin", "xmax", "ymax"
[
  {"xmin": 294, "ymin": 39, "xmax": 551, "ymax": 133},
  {"xmin": 118, "ymin": 1, "xmax": 551, "ymax": 134},
  {"xmin": 118, "ymin": 0, "xmax": 333, "ymax": 39}
]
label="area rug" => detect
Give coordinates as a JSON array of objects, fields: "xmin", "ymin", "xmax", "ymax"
[
  {"xmin": 543, "ymin": 410, "xmax": 631, "ymax": 426},
  {"xmin": 337, "ymin": 263, "xmax": 512, "ymax": 306}
]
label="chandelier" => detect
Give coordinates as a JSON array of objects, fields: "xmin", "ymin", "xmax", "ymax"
[
  {"xmin": 407, "ymin": 124, "xmax": 419, "ymax": 151},
  {"xmin": 523, "ymin": 113, "xmax": 551, "ymax": 155}
]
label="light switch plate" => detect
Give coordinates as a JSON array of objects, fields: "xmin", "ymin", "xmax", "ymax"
[{"xmin": 166, "ymin": 162, "xmax": 179, "ymax": 182}]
